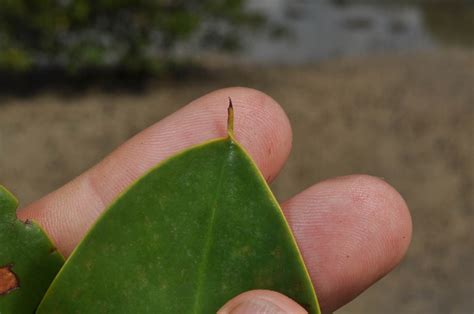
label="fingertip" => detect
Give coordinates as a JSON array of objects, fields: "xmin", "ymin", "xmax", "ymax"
[
  {"xmin": 338, "ymin": 175, "xmax": 412, "ymax": 273},
  {"xmin": 282, "ymin": 174, "xmax": 412, "ymax": 312},
  {"xmin": 351, "ymin": 175, "xmax": 412, "ymax": 265},
  {"xmin": 218, "ymin": 290, "xmax": 307, "ymax": 314}
]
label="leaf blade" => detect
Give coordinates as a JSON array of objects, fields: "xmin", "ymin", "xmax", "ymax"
[
  {"xmin": 0, "ymin": 186, "xmax": 64, "ymax": 314},
  {"xmin": 38, "ymin": 137, "xmax": 319, "ymax": 313}
]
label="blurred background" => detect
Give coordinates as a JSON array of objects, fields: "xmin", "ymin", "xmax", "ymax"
[{"xmin": 0, "ymin": 1, "xmax": 472, "ymax": 312}]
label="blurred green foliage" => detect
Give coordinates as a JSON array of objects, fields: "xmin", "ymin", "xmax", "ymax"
[{"xmin": 0, "ymin": 0, "xmax": 264, "ymax": 74}]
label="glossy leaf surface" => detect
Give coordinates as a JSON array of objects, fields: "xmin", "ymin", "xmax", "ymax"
[
  {"xmin": 38, "ymin": 136, "xmax": 319, "ymax": 313},
  {"xmin": 0, "ymin": 186, "xmax": 64, "ymax": 313}
]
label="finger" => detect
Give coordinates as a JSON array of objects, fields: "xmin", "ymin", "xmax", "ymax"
[
  {"xmin": 218, "ymin": 290, "xmax": 307, "ymax": 314},
  {"xmin": 18, "ymin": 87, "xmax": 292, "ymax": 256},
  {"xmin": 282, "ymin": 175, "xmax": 412, "ymax": 313}
]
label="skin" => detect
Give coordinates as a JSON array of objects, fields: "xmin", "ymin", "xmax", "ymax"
[{"xmin": 18, "ymin": 87, "xmax": 412, "ymax": 313}]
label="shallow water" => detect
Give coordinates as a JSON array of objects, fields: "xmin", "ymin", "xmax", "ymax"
[{"xmin": 242, "ymin": 1, "xmax": 435, "ymax": 64}]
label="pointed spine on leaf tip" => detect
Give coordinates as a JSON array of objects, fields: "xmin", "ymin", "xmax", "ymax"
[{"xmin": 227, "ymin": 97, "xmax": 234, "ymax": 138}]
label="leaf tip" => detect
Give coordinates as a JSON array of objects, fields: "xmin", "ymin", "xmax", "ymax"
[{"xmin": 227, "ymin": 97, "xmax": 234, "ymax": 138}]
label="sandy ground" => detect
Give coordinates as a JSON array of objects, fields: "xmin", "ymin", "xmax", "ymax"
[{"xmin": 0, "ymin": 49, "xmax": 473, "ymax": 313}]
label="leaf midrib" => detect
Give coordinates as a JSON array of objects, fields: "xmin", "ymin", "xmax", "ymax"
[{"xmin": 191, "ymin": 146, "xmax": 229, "ymax": 313}]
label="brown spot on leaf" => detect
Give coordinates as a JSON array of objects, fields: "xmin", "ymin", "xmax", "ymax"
[{"xmin": 0, "ymin": 264, "xmax": 20, "ymax": 295}]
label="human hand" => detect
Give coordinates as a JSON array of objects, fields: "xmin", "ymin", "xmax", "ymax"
[{"xmin": 18, "ymin": 88, "xmax": 412, "ymax": 313}]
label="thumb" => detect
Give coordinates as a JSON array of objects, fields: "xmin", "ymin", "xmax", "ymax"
[{"xmin": 218, "ymin": 290, "xmax": 308, "ymax": 314}]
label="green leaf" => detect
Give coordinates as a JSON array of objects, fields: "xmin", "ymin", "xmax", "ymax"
[
  {"xmin": 37, "ymin": 105, "xmax": 320, "ymax": 313},
  {"xmin": 0, "ymin": 186, "xmax": 64, "ymax": 313}
]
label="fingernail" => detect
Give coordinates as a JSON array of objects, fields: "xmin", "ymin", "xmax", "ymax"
[{"xmin": 224, "ymin": 297, "xmax": 287, "ymax": 314}]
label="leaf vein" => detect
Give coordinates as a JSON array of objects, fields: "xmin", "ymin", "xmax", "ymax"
[{"xmin": 191, "ymin": 149, "xmax": 229, "ymax": 313}]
